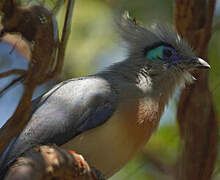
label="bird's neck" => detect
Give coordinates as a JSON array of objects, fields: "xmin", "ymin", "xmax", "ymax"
[
  {"xmin": 98, "ymin": 59, "xmax": 191, "ymax": 105},
  {"xmin": 98, "ymin": 60, "xmax": 142, "ymax": 99}
]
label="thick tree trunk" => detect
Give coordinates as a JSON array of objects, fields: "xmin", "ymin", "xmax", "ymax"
[{"xmin": 174, "ymin": 0, "xmax": 218, "ymax": 180}]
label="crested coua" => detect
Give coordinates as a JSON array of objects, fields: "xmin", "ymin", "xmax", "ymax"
[{"xmin": 0, "ymin": 13, "xmax": 210, "ymax": 178}]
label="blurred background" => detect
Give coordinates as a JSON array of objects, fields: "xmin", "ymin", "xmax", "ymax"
[{"xmin": 0, "ymin": 0, "xmax": 220, "ymax": 179}]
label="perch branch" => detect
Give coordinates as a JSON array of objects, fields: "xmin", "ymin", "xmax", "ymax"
[{"xmin": 4, "ymin": 145, "xmax": 103, "ymax": 180}]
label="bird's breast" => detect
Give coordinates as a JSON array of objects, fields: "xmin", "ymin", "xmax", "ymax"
[{"xmin": 61, "ymin": 98, "xmax": 161, "ymax": 178}]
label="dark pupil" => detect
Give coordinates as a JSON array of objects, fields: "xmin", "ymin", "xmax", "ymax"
[{"xmin": 163, "ymin": 49, "xmax": 172, "ymax": 58}]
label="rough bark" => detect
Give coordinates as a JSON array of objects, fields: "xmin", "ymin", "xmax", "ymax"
[
  {"xmin": 4, "ymin": 145, "xmax": 103, "ymax": 180},
  {"xmin": 174, "ymin": 0, "xmax": 218, "ymax": 180}
]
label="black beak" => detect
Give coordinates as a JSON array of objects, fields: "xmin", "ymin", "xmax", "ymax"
[{"xmin": 193, "ymin": 57, "xmax": 210, "ymax": 69}]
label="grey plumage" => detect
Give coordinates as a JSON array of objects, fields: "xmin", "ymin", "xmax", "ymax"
[{"xmin": 0, "ymin": 12, "xmax": 210, "ymax": 178}]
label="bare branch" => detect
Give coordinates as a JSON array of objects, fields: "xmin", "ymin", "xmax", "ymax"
[
  {"xmin": 0, "ymin": 69, "xmax": 26, "ymax": 79},
  {"xmin": 50, "ymin": 0, "xmax": 75, "ymax": 77},
  {"xmin": 0, "ymin": 75, "xmax": 24, "ymax": 96}
]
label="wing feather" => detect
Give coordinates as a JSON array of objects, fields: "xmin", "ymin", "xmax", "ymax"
[{"xmin": 0, "ymin": 76, "xmax": 117, "ymax": 175}]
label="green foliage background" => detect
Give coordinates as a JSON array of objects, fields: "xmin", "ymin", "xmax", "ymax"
[{"xmin": 20, "ymin": 0, "xmax": 220, "ymax": 179}]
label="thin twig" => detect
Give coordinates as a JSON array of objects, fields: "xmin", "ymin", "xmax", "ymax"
[
  {"xmin": 8, "ymin": 37, "xmax": 22, "ymax": 55},
  {"xmin": 50, "ymin": 0, "xmax": 75, "ymax": 77},
  {"xmin": 0, "ymin": 69, "xmax": 26, "ymax": 79},
  {"xmin": 0, "ymin": 75, "xmax": 24, "ymax": 96}
]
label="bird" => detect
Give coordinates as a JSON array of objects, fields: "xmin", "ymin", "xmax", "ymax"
[{"xmin": 0, "ymin": 12, "xmax": 210, "ymax": 179}]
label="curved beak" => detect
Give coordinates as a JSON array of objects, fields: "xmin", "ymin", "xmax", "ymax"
[{"xmin": 193, "ymin": 57, "xmax": 210, "ymax": 69}]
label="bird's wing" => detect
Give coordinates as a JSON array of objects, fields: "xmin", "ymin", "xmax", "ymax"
[{"xmin": 1, "ymin": 76, "xmax": 118, "ymax": 171}]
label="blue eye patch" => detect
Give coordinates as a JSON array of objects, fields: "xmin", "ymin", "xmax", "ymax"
[
  {"xmin": 146, "ymin": 45, "xmax": 164, "ymax": 60},
  {"xmin": 145, "ymin": 44, "xmax": 182, "ymax": 68}
]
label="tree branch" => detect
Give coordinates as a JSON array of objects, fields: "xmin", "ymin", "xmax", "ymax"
[
  {"xmin": 0, "ymin": 75, "xmax": 24, "ymax": 97},
  {"xmin": 4, "ymin": 145, "xmax": 104, "ymax": 180},
  {"xmin": 0, "ymin": 69, "xmax": 26, "ymax": 79}
]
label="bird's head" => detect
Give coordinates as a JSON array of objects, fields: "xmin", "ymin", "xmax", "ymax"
[{"xmin": 117, "ymin": 12, "xmax": 210, "ymax": 86}]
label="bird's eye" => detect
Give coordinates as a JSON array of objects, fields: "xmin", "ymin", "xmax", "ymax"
[
  {"xmin": 163, "ymin": 49, "xmax": 172, "ymax": 58},
  {"xmin": 146, "ymin": 45, "xmax": 164, "ymax": 60},
  {"xmin": 146, "ymin": 44, "xmax": 176, "ymax": 61}
]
